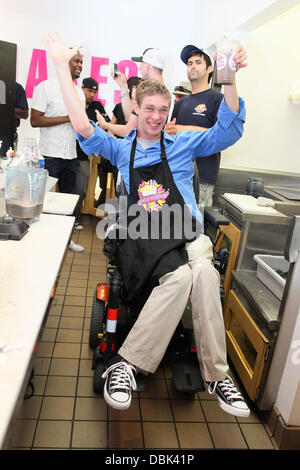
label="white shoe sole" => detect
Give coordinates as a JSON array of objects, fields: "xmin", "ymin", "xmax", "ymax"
[
  {"xmin": 218, "ymin": 397, "xmax": 250, "ymax": 417},
  {"xmin": 69, "ymin": 243, "xmax": 84, "ymax": 252},
  {"xmin": 103, "ymin": 386, "xmax": 131, "ymax": 410}
]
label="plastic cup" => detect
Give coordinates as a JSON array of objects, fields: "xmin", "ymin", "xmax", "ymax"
[{"xmin": 215, "ymin": 37, "xmax": 239, "ymax": 85}]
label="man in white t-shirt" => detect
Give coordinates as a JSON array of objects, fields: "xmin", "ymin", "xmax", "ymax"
[{"xmin": 31, "ymin": 52, "xmax": 85, "ymax": 251}]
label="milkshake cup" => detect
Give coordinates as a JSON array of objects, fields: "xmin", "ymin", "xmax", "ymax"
[{"xmin": 215, "ymin": 37, "xmax": 239, "ymax": 85}]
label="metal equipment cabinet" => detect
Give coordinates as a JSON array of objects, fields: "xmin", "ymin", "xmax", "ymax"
[{"xmin": 216, "ymin": 194, "xmax": 293, "ymax": 404}]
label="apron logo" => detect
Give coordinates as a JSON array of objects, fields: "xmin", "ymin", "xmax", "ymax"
[{"xmin": 137, "ymin": 179, "xmax": 169, "ymax": 213}]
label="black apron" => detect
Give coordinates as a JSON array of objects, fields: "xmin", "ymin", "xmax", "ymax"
[{"xmin": 118, "ymin": 132, "xmax": 200, "ymax": 312}]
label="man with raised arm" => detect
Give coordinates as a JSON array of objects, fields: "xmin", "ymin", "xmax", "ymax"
[{"xmin": 42, "ymin": 33, "xmax": 250, "ymax": 418}]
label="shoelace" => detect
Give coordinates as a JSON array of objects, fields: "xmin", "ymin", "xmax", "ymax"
[
  {"xmin": 207, "ymin": 376, "xmax": 243, "ymax": 401},
  {"xmin": 102, "ymin": 361, "xmax": 137, "ymax": 392}
]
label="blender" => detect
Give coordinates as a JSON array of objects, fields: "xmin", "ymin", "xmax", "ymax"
[{"xmin": 0, "ymin": 167, "xmax": 48, "ymax": 240}]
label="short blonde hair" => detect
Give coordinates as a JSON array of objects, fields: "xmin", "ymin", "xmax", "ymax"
[{"xmin": 135, "ymin": 79, "xmax": 171, "ymax": 107}]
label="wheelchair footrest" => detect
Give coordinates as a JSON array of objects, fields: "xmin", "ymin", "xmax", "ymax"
[{"xmin": 172, "ymin": 352, "xmax": 205, "ymax": 393}]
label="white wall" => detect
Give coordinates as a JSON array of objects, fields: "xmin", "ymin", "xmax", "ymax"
[
  {"xmin": 1, "ymin": 0, "xmax": 296, "ymax": 176},
  {"xmin": 221, "ymin": 2, "xmax": 300, "ymax": 175}
]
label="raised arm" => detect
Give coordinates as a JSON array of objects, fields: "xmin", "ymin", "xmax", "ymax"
[
  {"xmin": 113, "ymin": 71, "xmax": 133, "ymax": 122},
  {"xmin": 96, "ymin": 111, "xmax": 138, "ymax": 138},
  {"xmin": 42, "ymin": 33, "xmax": 93, "ymax": 138},
  {"xmin": 164, "ymin": 118, "xmax": 206, "ymax": 135}
]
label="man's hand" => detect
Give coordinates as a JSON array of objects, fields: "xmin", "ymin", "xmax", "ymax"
[
  {"xmin": 42, "ymin": 32, "xmax": 82, "ymax": 66},
  {"xmin": 212, "ymin": 43, "xmax": 248, "ymax": 72},
  {"xmin": 95, "ymin": 109, "xmax": 109, "ymax": 130},
  {"xmin": 164, "ymin": 118, "xmax": 177, "ymax": 135},
  {"xmin": 234, "ymin": 44, "xmax": 248, "ymax": 71}
]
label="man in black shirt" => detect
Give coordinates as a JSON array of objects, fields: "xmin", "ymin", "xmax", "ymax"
[
  {"xmin": 165, "ymin": 46, "xmax": 223, "ymax": 206},
  {"xmin": 14, "ymin": 83, "xmax": 29, "ymax": 147}
]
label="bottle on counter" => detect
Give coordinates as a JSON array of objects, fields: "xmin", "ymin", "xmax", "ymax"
[
  {"xmin": 23, "ymin": 140, "xmax": 39, "ymax": 167},
  {"xmin": 4, "ymin": 148, "xmax": 23, "ymax": 167},
  {"xmin": 38, "ymin": 155, "xmax": 44, "ymax": 168}
]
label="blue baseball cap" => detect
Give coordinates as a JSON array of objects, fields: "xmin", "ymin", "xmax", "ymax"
[{"xmin": 180, "ymin": 45, "xmax": 214, "ymax": 65}]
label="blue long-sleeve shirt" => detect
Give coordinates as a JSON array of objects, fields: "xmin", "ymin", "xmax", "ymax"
[{"xmin": 77, "ymin": 97, "xmax": 245, "ymax": 223}]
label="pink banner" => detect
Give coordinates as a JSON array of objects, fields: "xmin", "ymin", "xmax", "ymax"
[
  {"xmin": 25, "ymin": 49, "xmax": 47, "ymax": 98},
  {"xmin": 24, "ymin": 49, "xmax": 139, "ymax": 108}
]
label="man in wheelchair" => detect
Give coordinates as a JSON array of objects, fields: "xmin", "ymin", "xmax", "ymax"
[{"xmin": 43, "ymin": 33, "xmax": 250, "ymax": 418}]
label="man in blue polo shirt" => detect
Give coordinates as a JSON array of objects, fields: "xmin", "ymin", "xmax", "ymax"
[{"xmin": 42, "ymin": 32, "xmax": 250, "ymax": 418}]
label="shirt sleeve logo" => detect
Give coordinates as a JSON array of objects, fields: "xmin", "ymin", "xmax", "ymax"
[{"xmin": 137, "ymin": 179, "xmax": 169, "ymax": 213}]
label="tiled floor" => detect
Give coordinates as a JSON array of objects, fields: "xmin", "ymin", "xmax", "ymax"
[{"xmin": 18, "ymin": 216, "xmax": 277, "ymax": 450}]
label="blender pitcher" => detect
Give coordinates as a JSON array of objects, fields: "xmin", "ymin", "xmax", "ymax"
[{"xmin": 4, "ymin": 166, "xmax": 48, "ymax": 223}]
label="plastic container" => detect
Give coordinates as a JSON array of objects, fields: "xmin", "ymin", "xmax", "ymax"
[
  {"xmin": 253, "ymin": 254, "xmax": 289, "ymax": 300},
  {"xmin": 4, "ymin": 166, "xmax": 48, "ymax": 223}
]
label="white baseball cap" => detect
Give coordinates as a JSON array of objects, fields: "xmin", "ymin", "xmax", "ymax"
[{"xmin": 131, "ymin": 48, "xmax": 165, "ymax": 70}]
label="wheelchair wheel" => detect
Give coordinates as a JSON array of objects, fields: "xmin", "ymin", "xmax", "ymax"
[
  {"xmin": 93, "ymin": 362, "xmax": 106, "ymax": 394},
  {"xmin": 89, "ymin": 290, "xmax": 105, "ymax": 348}
]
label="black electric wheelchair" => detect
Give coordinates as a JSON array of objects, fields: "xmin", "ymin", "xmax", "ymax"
[{"xmin": 89, "ymin": 199, "xmax": 230, "ymax": 395}]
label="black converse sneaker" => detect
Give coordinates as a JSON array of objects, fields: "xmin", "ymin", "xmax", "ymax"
[
  {"xmin": 205, "ymin": 375, "xmax": 250, "ymax": 417},
  {"xmin": 102, "ymin": 360, "xmax": 137, "ymax": 410}
]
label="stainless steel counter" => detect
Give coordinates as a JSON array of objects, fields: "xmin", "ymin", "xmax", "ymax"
[
  {"xmin": 219, "ymin": 194, "xmax": 291, "ymax": 271},
  {"xmin": 265, "ymin": 186, "xmax": 300, "ymax": 202}
]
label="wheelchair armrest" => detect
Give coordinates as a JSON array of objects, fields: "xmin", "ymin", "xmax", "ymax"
[{"xmin": 204, "ymin": 207, "xmax": 229, "ymax": 228}]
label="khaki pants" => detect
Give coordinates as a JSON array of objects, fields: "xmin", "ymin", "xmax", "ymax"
[
  {"xmin": 198, "ymin": 183, "xmax": 214, "ymax": 207},
  {"xmin": 118, "ymin": 234, "xmax": 228, "ymax": 382}
]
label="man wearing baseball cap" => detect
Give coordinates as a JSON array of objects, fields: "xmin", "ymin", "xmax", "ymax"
[
  {"xmin": 165, "ymin": 45, "xmax": 224, "ymax": 207},
  {"xmin": 131, "ymin": 48, "xmax": 165, "ymax": 79},
  {"xmin": 75, "ymin": 77, "xmax": 111, "ymax": 211},
  {"xmin": 96, "ymin": 48, "xmax": 165, "ymax": 138}
]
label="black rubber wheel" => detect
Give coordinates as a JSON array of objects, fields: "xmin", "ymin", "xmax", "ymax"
[
  {"xmin": 89, "ymin": 290, "xmax": 105, "ymax": 348},
  {"xmin": 93, "ymin": 362, "xmax": 106, "ymax": 394}
]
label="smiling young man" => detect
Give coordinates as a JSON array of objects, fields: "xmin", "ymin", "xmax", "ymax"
[{"xmin": 42, "ymin": 33, "xmax": 250, "ymax": 418}]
